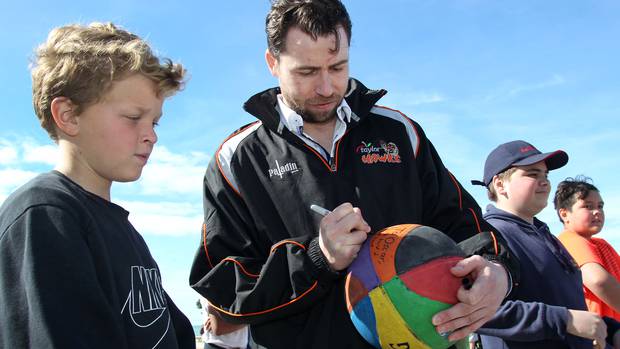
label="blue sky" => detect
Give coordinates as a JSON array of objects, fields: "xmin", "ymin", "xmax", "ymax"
[{"xmin": 1, "ymin": 1, "xmax": 619, "ymax": 326}]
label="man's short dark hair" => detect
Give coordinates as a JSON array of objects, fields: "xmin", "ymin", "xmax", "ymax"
[
  {"xmin": 553, "ymin": 175, "xmax": 599, "ymax": 223},
  {"xmin": 266, "ymin": 0, "xmax": 352, "ymax": 58}
]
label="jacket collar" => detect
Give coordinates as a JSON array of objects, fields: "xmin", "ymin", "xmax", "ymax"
[{"xmin": 242, "ymin": 77, "xmax": 387, "ymax": 132}]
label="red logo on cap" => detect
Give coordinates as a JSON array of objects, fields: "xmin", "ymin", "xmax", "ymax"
[{"xmin": 520, "ymin": 146, "xmax": 535, "ymax": 153}]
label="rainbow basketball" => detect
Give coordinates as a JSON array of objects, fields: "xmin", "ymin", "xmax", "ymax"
[{"xmin": 345, "ymin": 224, "xmax": 469, "ymax": 349}]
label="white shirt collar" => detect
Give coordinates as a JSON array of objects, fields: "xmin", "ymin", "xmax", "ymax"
[{"xmin": 276, "ymin": 94, "xmax": 352, "ymax": 134}]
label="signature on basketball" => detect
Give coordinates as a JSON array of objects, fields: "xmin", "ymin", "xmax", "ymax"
[{"xmin": 373, "ymin": 235, "xmax": 396, "ymax": 265}]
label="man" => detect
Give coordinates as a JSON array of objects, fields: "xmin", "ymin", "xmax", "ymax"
[{"xmin": 190, "ymin": 1, "xmax": 519, "ymax": 348}]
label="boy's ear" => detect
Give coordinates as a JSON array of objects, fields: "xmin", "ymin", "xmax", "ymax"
[
  {"xmin": 558, "ymin": 208, "xmax": 569, "ymax": 224},
  {"xmin": 492, "ymin": 175, "xmax": 507, "ymax": 196},
  {"xmin": 50, "ymin": 97, "xmax": 79, "ymax": 137},
  {"xmin": 265, "ymin": 49, "xmax": 279, "ymax": 77}
]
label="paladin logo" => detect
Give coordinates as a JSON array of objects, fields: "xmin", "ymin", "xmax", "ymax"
[
  {"xmin": 355, "ymin": 140, "xmax": 402, "ymax": 164},
  {"xmin": 268, "ymin": 160, "xmax": 300, "ymax": 179}
]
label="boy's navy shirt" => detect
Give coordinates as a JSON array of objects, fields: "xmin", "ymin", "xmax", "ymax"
[
  {"xmin": 0, "ymin": 171, "xmax": 194, "ymax": 349},
  {"xmin": 477, "ymin": 205, "xmax": 593, "ymax": 349}
]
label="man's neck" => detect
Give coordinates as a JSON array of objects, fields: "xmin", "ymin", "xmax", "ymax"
[{"xmin": 302, "ymin": 118, "xmax": 338, "ymax": 151}]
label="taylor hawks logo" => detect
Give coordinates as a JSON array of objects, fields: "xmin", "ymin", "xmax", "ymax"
[
  {"xmin": 356, "ymin": 140, "xmax": 402, "ymax": 164},
  {"xmin": 268, "ymin": 160, "xmax": 300, "ymax": 179}
]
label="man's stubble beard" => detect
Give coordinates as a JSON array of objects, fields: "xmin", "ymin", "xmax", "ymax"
[{"xmin": 284, "ymin": 93, "xmax": 343, "ymax": 125}]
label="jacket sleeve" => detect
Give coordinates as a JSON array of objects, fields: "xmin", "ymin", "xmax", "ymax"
[
  {"xmin": 189, "ymin": 156, "xmax": 340, "ymax": 325},
  {"xmin": 412, "ymin": 123, "xmax": 520, "ymax": 287},
  {"xmin": 0, "ymin": 206, "xmax": 128, "ymax": 349}
]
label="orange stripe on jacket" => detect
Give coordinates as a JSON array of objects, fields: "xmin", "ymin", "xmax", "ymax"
[
  {"xmin": 447, "ymin": 171, "xmax": 463, "ymax": 210},
  {"xmin": 203, "ymin": 223, "xmax": 214, "ymax": 269},
  {"xmin": 210, "ymin": 281, "xmax": 319, "ymax": 318}
]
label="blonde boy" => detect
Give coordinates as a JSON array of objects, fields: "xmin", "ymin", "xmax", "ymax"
[
  {"xmin": 472, "ymin": 140, "xmax": 619, "ymax": 349},
  {"xmin": 555, "ymin": 177, "xmax": 620, "ymax": 322},
  {"xmin": 0, "ymin": 23, "xmax": 193, "ymax": 348}
]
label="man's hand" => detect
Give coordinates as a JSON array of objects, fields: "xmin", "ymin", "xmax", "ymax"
[
  {"xmin": 566, "ymin": 309, "xmax": 606, "ymax": 349},
  {"xmin": 205, "ymin": 308, "xmax": 247, "ymax": 336},
  {"xmin": 318, "ymin": 202, "xmax": 371, "ymax": 271},
  {"xmin": 431, "ymin": 255, "xmax": 508, "ymax": 341}
]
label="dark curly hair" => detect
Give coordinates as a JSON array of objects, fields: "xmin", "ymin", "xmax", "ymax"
[{"xmin": 553, "ymin": 175, "xmax": 599, "ymax": 223}]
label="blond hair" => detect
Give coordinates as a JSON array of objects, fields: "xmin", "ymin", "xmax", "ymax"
[
  {"xmin": 488, "ymin": 167, "xmax": 518, "ymax": 202},
  {"xmin": 31, "ymin": 22, "xmax": 186, "ymax": 140}
]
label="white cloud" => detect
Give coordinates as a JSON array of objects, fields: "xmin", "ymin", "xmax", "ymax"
[
  {"xmin": 120, "ymin": 200, "xmax": 202, "ymax": 237},
  {"xmin": 383, "ymin": 91, "xmax": 445, "ymax": 107},
  {"xmin": 0, "ymin": 168, "xmax": 39, "ymax": 200},
  {"xmin": 135, "ymin": 146, "xmax": 209, "ymax": 197},
  {"xmin": 23, "ymin": 142, "xmax": 59, "ymax": 165},
  {"xmin": 0, "ymin": 141, "xmax": 18, "ymax": 164},
  {"xmin": 113, "ymin": 146, "xmax": 209, "ymax": 237},
  {"xmin": 484, "ymin": 74, "xmax": 566, "ymax": 102},
  {"xmin": 0, "ymin": 137, "xmax": 59, "ymax": 166}
]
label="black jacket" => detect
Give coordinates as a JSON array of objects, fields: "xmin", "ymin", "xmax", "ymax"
[
  {"xmin": 189, "ymin": 78, "xmax": 519, "ymax": 348},
  {"xmin": 0, "ymin": 171, "xmax": 194, "ymax": 349}
]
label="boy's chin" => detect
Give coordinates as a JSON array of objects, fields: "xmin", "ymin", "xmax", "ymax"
[
  {"xmin": 577, "ymin": 229, "xmax": 602, "ymax": 238},
  {"xmin": 113, "ymin": 171, "xmax": 143, "ymax": 183}
]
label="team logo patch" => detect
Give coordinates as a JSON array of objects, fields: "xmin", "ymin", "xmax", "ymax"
[
  {"xmin": 356, "ymin": 141, "xmax": 402, "ymax": 164},
  {"xmin": 268, "ymin": 159, "xmax": 301, "ymax": 179}
]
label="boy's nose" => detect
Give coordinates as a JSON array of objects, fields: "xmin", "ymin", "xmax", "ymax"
[{"xmin": 143, "ymin": 127, "xmax": 158, "ymax": 144}]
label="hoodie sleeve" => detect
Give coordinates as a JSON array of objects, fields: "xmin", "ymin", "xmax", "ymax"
[
  {"xmin": 476, "ymin": 300, "xmax": 571, "ymax": 341},
  {"xmin": 189, "ymin": 152, "xmax": 340, "ymax": 326}
]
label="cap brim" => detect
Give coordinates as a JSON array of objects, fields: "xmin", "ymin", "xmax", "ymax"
[{"xmin": 512, "ymin": 150, "xmax": 568, "ymax": 171}]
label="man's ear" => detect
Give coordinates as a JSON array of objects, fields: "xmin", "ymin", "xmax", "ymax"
[
  {"xmin": 50, "ymin": 97, "xmax": 79, "ymax": 137},
  {"xmin": 265, "ymin": 49, "xmax": 279, "ymax": 77}
]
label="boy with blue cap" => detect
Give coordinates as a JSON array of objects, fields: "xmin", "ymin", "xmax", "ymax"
[{"xmin": 471, "ymin": 140, "xmax": 620, "ymax": 349}]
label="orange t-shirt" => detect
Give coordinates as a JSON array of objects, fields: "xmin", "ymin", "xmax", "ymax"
[{"xmin": 559, "ymin": 230, "xmax": 620, "ymax": 321}]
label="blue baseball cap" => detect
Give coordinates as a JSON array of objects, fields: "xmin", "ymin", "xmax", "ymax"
[{"xmin": 471, "ymin": 140, "xmax": 568, "ymax": 187}]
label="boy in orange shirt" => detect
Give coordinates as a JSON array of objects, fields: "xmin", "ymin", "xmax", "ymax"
[{"xmin": 555, "ymin": 176, "xmax": 620, "ymax": 322}]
